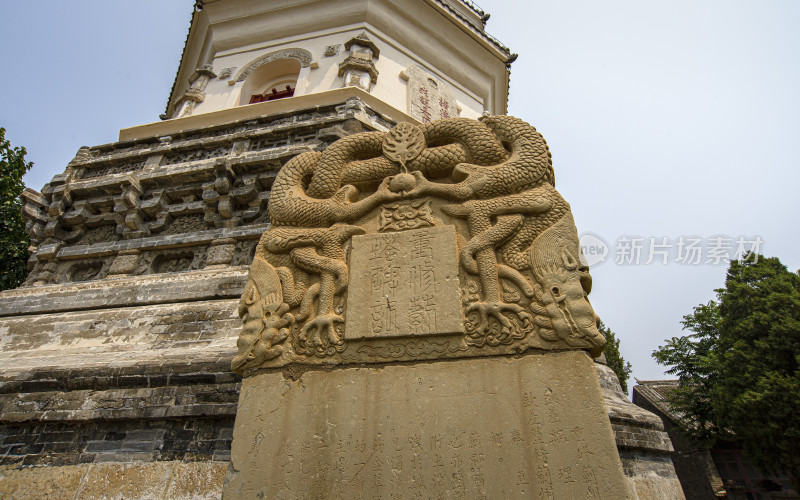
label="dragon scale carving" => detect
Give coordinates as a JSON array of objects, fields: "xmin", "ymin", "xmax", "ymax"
[{"xmin": 233, "ymin": 115, "xmax": 606, "ymax": 373}]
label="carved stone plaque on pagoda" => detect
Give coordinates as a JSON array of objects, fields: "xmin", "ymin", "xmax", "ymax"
[
  {"xmin": 401, "ymin": 65, "xmax": 460, "ymax": 123},
  {"xmin": 225, "ymin": 116, "xmax": 632, "ymax": 499}
]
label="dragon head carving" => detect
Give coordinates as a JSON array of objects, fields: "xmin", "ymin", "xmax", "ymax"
[{"xmin": 529, "ymin": 214, "xmax": 606, "ymax": 357}]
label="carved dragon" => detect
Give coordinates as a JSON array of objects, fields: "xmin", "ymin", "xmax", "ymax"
[{"xmin": 233, "ymin": 115, "xmax": 606, "ymax": 372}]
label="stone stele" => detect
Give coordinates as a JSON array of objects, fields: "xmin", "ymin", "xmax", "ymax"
[
  {"xmin": 225, "ymin": 352, "xmax": 629, "ymax": 499},
  {"xmin": 224, "ymin": 116, "xmax": 632, "ymax": 498}
]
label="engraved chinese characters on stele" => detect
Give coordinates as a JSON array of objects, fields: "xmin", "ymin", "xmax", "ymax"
[{"xmin": 346, "ymin": 226, "xmax": 463, "ymax": 339}]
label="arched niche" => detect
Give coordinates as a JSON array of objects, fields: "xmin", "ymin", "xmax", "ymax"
[
  {"xmin": 238, "ymin": 57, "xmax": 303, "ymax": 105},
  {"xmin": 234, "ymin": 48, "xmax": 312, "ymax": 82}
]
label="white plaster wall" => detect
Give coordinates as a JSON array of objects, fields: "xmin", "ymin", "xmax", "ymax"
[
  {"xmin": 168, "ymin": 0, "xmax": 509, "ymax": 120},
  {"xmin": 190, "ymin": 25, "xmax": 485, "ymax": 119}
]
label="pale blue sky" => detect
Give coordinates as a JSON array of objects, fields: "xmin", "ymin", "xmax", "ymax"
[{"xmin": 1, "ymin": 0, "xmax": 798, "ymax": 384}]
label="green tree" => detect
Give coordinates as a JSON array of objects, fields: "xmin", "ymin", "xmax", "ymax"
[
  {"xmin": 599, "ymin": 320, "xmax": 633, "ymax": 393},
  {"xmin": 654, "ymin": 254, "xmax": 800, "ymax": 489},
  {"xmin": 652, "ymin": 300, "xmax": 724, "ymax": 443},
  {"xmin": 0, "ymin": 128, "xmax": 33, "ymax": 290}
]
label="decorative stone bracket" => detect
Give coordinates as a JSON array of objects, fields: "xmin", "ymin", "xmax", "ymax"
[
  {"xmin": 203, "ymin": 160, "xmax": 238, "ymax": 224},
  {"xmin": 21, "ymin": 188, "xmax": 48, "ymax": 256},
  {"xmin": 171, "ymin": 64, "xmax": 217, "ymax": 119},
  {"xmin": 338, "ymin": 32, "xmax": 380, "ymax": 92}
]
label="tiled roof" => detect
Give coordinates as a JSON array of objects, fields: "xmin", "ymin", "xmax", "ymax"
[
  {"xmin": 457, "ymin": 0, "xmax": 485, "ymax": 18},
  {"xmin": 163, "ymin": 3, "xmax": 199, "ymax": 119},
  {"xmin": 432, "ymin": 0, "xmax": 514, "ymax": 61},
  {"xmin": 633, "ymin": 379, "xmax": 680, "ymax": 421}
]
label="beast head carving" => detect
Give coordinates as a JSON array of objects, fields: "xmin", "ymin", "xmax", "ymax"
[
  {"xmin": 531, "ymin": 248, "xmax": 605, "ymax": 357},
  {"xmin": 529, "ymin": 214, "xmax": 605, "ymax": 357}
]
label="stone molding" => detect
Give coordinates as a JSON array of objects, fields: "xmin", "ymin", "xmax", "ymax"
[{"xmin": 233, "ymin": 48, "xmax": 313, "ymax": 83}]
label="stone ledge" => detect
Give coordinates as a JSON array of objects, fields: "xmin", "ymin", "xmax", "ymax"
[
  {"xmin": 0, "ymin": 299, "xmax": 240, "ymax": 385},
  {"xmin": 0, "ymin": 460, "xmax": 227, "ymax": 499},
  {"xmin": 0, "ymin": 358, "xmax": 238, "ymax": 393},
  {"xmin": 0, "ymin": 383, "xmax": 240, "ymax": 424},
  {"xmin": 120, "ymin": 87, "xmax": 415, "ymax": 141},
  {"xmin": 0, "ymin": 269, "xmax": 248, "ymax": 317},
  {"xmin": 73, "ymin": 102, "xmax": 352, "ymax": 169},
  {"xmin": 612, "ymin": 423, "xmax": 674, "ymax": 454},
  {"xmin": 595, "ymin": 364, "xmax": 675, "ymax": 455},
  {"xmin": 56, "ymin": 226, "xmax": 266, "ymax": 260}
]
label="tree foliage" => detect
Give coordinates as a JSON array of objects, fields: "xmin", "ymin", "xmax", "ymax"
[
  {"xmin": 0, "ymin": 128, "xmax": 33, "ymax": 290},
  {"xmin": 599, "ymin": 320, "xmax": 633, "ymax": 393},
  {"xmin": 653, "ymin": 254, "xmax": 800, "ymax": 489}
]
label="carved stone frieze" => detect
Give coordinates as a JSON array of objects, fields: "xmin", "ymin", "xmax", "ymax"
[
  {"xmin": 217, "ymin": 67, "xmax": 236, "ymax": 80},
  {"xmin": 78, "ymin": 159, "xmax": 147, "ymax": 180},
  {"xmin": 17, "ymin": 99, "xmax": 441, "ymax": 287},
  {"xmin": 323, "ymin": 45, "xmax": 340, "ymax": 57},
  {"xmin": 107, "ymin": 249, "xmax": 140, "ymax": 277},
  {"xmin": 162, "ymin": 144, "xmax": 231, "ymax": 165},
  {"xmin": 206, "ymin": 238, "xmax": 238, "ymax": 267},
  {"xmin": 151, "ymin": 250, "xmax": 202, "ymax": 274},
  {"xmin": 233, "ymin": 115, "xmax": 606, "ymax": 373}
]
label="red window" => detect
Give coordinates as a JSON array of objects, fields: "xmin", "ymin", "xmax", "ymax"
[{"xmin": 249, "ymin": 85, "xmax": 295, "ymax": 104}]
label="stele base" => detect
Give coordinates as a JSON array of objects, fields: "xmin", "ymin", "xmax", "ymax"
[{"xmin": 223, "ymin": 350, "xmax": 632, "ymax": 499}]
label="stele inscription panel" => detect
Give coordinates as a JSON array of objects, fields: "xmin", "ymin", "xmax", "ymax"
[{"xmin": 345, "ymin": 225, "xmax": 463, "ymax": 339}]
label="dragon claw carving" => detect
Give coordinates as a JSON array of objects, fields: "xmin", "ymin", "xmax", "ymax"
[
  {"xmin": 465, "ymin": 300, "xmax": 533, "ymax": 346},
  {"xmin": 301, "ymin": 313, "xmax": 345, "ymax": 349}
]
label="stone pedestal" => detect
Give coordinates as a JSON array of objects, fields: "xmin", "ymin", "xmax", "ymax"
[
  {"xmin": 224, "ymin": 351, "xmax": 633, "ymax": 499},
  {"xmin": 597, "ymin": 363, "xmax": 686, "ymax": 499}
]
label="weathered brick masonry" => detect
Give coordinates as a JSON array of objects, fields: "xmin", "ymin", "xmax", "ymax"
[{"xmin": 633, "ymin": 391, "xmax": 720, "ymax": 500}]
